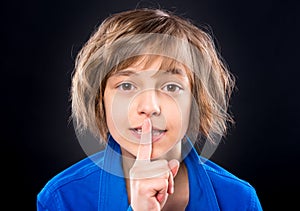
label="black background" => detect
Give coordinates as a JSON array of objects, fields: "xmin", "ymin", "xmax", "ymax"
[{"xmin": 2, "ymin": 0, "xmax": 299, "ymax": 210}]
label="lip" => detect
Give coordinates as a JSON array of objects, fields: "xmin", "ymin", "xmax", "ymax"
[{"xmin": 130, "ymin": 127, "xmax": 166, "ymax": 143}]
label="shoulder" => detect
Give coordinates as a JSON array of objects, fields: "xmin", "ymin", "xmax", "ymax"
[
  {"xmin": 40, "ymin": 151, "xmax": 105, "ymax": 193},
  {"xmin": 201, "ymin": 158, "xmax": 262, "ymax": 210},
  {"xmin": 203, "ymin": 158, "xmax": 252, "ymax": 190},
  {"xmin": 37, "ymin": 151, "xmax": 105, "ymax": 210}
]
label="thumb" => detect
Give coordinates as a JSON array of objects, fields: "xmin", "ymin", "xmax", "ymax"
[{"xmin": 168, "ymin": 159, "xmax": 180, "ymax": 178}]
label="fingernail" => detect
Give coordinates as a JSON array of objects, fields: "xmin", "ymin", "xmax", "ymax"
[{"xmin": 169, "ymin": 159, "xmax": 180, "ymax": 169}]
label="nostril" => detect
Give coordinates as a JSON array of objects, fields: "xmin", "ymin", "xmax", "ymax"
[
  {"xmin": 151, "ymin": 110, "xmax": 160, "ymax": 116},
  {"xmin": 138, "ymin": 107, "xmax": 161, "ymax": 117}
]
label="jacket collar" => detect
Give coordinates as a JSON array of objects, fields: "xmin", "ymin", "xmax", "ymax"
[{"xmin": 98, "ymin": 135, "xmax": 220, "ymax": 210}]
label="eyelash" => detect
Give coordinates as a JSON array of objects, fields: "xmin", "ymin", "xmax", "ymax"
[
  {"xmin": 117, "ymin": 82, "xmax": 136, "ymax": 91},
  {"xmin": 162, "ymin": 83, "xmax": 183, "ymax": 93},
  {"xmin": 117, "ymin": 82, "xmax": 183, "ymax": 93}
]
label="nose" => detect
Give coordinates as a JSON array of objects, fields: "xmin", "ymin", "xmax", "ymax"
[{"xmin": 136, "ymin": 90, "xmax": 161, "ymax": 117}]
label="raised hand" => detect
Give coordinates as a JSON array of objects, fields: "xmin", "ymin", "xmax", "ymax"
[{"xmin": 129, "ymin": 118, "xmax": 180, "ymax": 211}]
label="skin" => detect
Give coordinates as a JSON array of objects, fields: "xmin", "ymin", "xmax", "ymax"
[{"xmin": 104, "ymin": 57, "xmax": 191, "ymax": 210}]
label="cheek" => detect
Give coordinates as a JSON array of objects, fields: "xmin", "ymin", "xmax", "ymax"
[
  {"xmin": 162, "ymin": 94, "xmax": 192, "ymax": 135},
  {"xmin": 104, "ymin": 91, "xmax": 132, "ymax": 136},
  {"xmin": 179, "ymin": 98, "xmax": 192, "ymax": 128}
]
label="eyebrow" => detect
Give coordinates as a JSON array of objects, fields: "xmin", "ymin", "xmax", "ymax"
[
  {"xmin": 152, "ymin": 68, "xmax": 186, "ymax": 78},
  {"xmin": 164, "ymin": 68, "xmax": 185, "ymax": 76},
  {"xmin": 113, "ymin": 68, "xmax": 185, "ymax": 77},
  {"xmin": 113, "ymin": 70, "xmax": 137, "ymax": 77}
]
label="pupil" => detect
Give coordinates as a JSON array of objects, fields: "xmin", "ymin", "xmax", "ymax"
[
  {"xmin": 168, "ymin": 85, "xmax": 175, "ymax": 91},
  {"xmin": 123, "ymin": 83, "xmax": 131, "ymax": 90}
]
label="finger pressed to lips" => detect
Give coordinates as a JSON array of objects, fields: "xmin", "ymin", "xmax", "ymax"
[
  {"xmin": 131, "ymin": 118, "xmax": 180, "ymax": 180},
  {"xmin": 136, "ymin": 118, "xmax": 152, "ymax": 161}
]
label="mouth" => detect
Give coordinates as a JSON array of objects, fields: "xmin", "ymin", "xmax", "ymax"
[{"xmin": 130, "ymin": 127, "xmax": 167, "ymax": 143}]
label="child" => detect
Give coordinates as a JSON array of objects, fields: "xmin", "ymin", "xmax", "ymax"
[{"xmin": 37, "ymin": 8, "xmax": 263, "ymax": 210}]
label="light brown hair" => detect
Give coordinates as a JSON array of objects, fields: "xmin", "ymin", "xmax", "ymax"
[{"xmin": 71, "ymin": 8, "xmax": 235, "ymax": 143}]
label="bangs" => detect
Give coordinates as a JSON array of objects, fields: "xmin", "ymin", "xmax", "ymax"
[
  {"xmin": 100, "ymin": 33, "xmax": 198, "ymax": 78},
  {"xmin": 109, "ymin": 55, "xmax": 194, "ymax": 87}
]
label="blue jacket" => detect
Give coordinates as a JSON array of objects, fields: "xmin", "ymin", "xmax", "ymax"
[{"xmin": 37, "ymin": 136, "xmax": 263, "ymax": 210}]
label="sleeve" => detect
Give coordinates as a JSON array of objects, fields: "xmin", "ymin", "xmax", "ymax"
[
  {"xmin": 36, "ymin": 189, "xmax": 60, "ymax": 211},
  {"xmin": 37, "ymin": 198, "xmax": 49, "ymax": 211},
  {"xmin": 248, "ymin": 186, "xmax": 263, "ymax": 211}
]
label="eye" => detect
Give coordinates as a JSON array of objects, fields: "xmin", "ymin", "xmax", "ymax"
[
  {"xmin": 117, "ymin": 82, "xmax": 136, "ymax": 91},
  {"xmin": 162, "ymin": 83, "xmax": 183, "ymax": 93}
]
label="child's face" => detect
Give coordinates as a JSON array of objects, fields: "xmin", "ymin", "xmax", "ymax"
[{"xmin": 104, "ymin": 57, "xmax": 192, "ymax": 160}]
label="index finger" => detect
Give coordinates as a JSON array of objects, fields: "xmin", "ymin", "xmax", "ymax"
[{"xmin": 136, "ymin": 118, "xmax": 152, "ymax": 161}]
